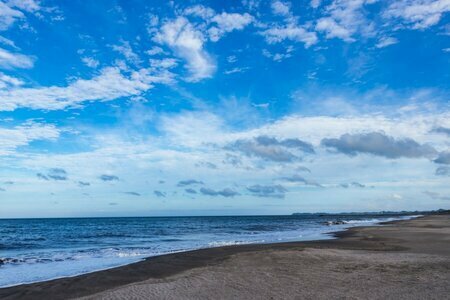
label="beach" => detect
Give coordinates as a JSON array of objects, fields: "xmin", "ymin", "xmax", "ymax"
[{"xmin": 1, "ymin": 214, "xmax": 449, "ymax": 299}]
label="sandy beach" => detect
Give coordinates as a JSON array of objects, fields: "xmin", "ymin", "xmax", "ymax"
[{"xmin": 1, "ymin": 214, "xmax": 449, "ymax": 299}]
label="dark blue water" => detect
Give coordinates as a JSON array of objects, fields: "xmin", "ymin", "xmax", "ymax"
[{"xmin": 0, "ymin": 214, "xmax": 418, "ymax": 287}]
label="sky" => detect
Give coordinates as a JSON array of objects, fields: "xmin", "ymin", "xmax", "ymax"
[{"xmin": 0, "ymin": 0, "xmax": 449, "ymax": 218}]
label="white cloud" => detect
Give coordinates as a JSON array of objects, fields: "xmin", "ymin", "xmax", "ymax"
[
  {"xmin": 151, "ymin": 7, "xmax": 253, "ymax": 79},
  {"xmin": 262, "ymin": 46, "xmax": 295, "ymax": 62},
  {"xmin": 184, "ymin": 6, "xmax": 253, "ymax": 42},
  {"xmin": 21, "ymin": 102, "xmax": 445, "ymax": 193},
  {"xmin": 384, "ymin": 0, "xmax": 450, "ymax": 29},
  {"xmin": 261, "ymin": 25, "xmax": 318, "ymax": 47},
  {"xmin": 149, "ymin": 58, "xmax": 178, "ymax": 69},
  {"xmin": 0, "ymin": 35, "xmax": 18, "ymax": 49},
  {"xmin": 153, "ymin": 16, "xmax": 215, "ymax": 82},
  {"xmin": 271, "ymin": 1, "xmax": 291, "ymax": 16},
  {"xmin": 3, "ymin": 100, "xmax": 449, "ymax": 213},
  {"xmin": 227, "ymin": 55, "xmax": 237, "ymax": 63},
  {"xmin": 252, "ymin": 103, "xmax": 270, "ymax": 109},
  {"xmin": 0, "ymin": 122, "xmax": 60, "ymax": 156},
  {"xmin": 0, "ymin": 1, "xmax": 24, "ymax": 30},
  {"xmin": 7, "ymin": 0, "xmax": 41, "ymax": 13},
  {"xmin": 212, "ymin": 12, "xmax": 253, "ymax": 31},
  {"xmin": 0, "ymin": 71, "xmax": 23, "ymax": 88},
  {"xmin": 159, "ymin": 111, "xmax": 225, "ymax": 148},
  {"xmin": 146, "ymin": 46, "xmax": 165, "ymax": 56},
  {"xmin": 183, "ymin": 3, "xmax": 255, "ymax": 39},
  {"xmin": 315, "ymin": 17, "xmax": 354, "ymax": 41},
  {"xmin": 81, "ymin": 57, "xmax": 99, "ymax": 68},
  {"xmin": 111, "ymin": 40, "xmax": 140, "ymax": 64},
  {"xmin": 0, "ymin": 47, "xmax": 34, "ymax": 69},
  {"xmin": 224, "ymin": 66, "xmax": 250, "ymax": 74},
  {"xmin": 311, "ymin": 0, "xmax": 322, "ymax": 8},
  {"xmin": 261, "ymin": 1, "xmax": 319, "ymax": 47},
  {"xmin": 0, "ymin": 66, "xmax": 174, "ymax": 111},
  {"xmin": 255, "ymin": 114, "xmax": 450, "ymax": 149},
  {"xmin": 208, "ymin": 12, "xmax": 253, "ymax": 42},
  {"xmin": 156, "ymin": 104, "xmax": 450, "ymax": 153},
  {"xmin": 315, "ymin": 0, "xmax": 376, "ymax": 42},
  {"xmin": 375, "ymin": 36, "xmax": 399, "ymax": 48},
  {"xmin": 242, "ymin": 0, "xmax": 261, "ymax": 11},
  {"xmin": 183, "ymin": 5, "xmax": 215, "ymax": 19},
  {"xmin": 0, "ymin": 0, "xmax": 41, "ymax": 31}
]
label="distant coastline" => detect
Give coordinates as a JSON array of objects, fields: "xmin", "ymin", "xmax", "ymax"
[{"xmin": 292, "ymin": 208, "xmax": 450, "ymax": 216}]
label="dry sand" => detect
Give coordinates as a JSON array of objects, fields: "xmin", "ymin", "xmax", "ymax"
[{"xmin": 1, "ymin": 214, "xmax": 449, "ymax": 300}]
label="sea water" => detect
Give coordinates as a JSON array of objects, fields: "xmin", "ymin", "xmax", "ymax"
[{"xmin": 0, "ymin": 214, "xmax": 418, "ymax": 287}]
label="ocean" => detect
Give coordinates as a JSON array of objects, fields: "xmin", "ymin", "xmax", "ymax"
[{"xmin": 0, "ymin": 214, "xmax": 418, "ymax": 287}]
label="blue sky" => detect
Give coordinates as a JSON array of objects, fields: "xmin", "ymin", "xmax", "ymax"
[{"xmin": 0, "ymin": 0, "xmax": 449, "ymax": 218}]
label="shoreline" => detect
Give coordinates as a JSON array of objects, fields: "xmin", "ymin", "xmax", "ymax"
[
  {"xmin": 1, "ymin": 214, "xmax": 448, "ymax": 299},
  {"xmin": 0, "ymin": 214, "xmax": 417, "ymax": 288}
]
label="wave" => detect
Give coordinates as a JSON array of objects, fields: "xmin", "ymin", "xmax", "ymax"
[
  {"xmin": 207, "ymin": 240, "xmax": 263, "ymax": 247},
  {"xmin": 322, "ymin": 215, "xmax": 421, "ymax": 226},
  {"xmin": 0, "ymin": 247, "xmax": 158, "ymax": 268}
]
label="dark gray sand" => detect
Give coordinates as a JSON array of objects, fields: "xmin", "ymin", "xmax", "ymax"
[{"xmin": 1, "ymin": 214, "xmax": 449, "ymax": 299}]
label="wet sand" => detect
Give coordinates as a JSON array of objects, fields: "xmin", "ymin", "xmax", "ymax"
[{"xmin": 1, "ymin": 214, "xmax": 449, "ymax": 299}]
